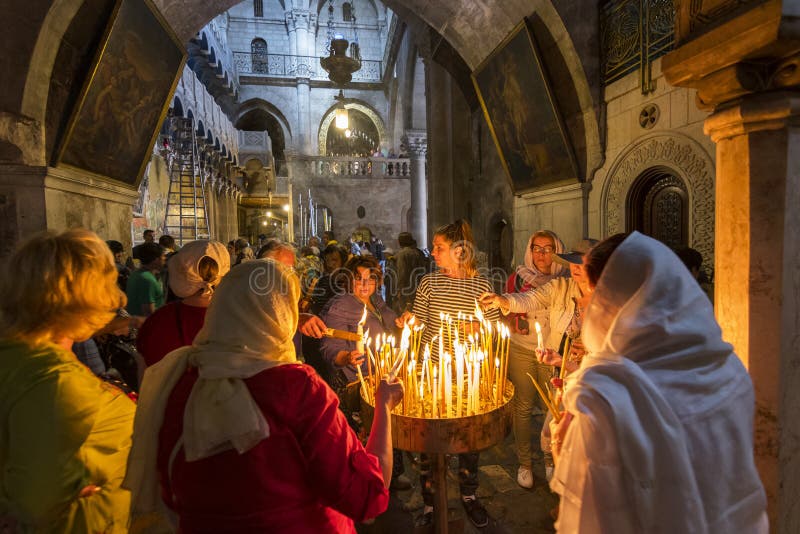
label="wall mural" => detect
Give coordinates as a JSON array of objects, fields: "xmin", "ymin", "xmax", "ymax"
[
  {"xmin": 472, "ymin": 18, "xmax": 578, "ymax": 194},
  {"xmin": 56, "ymin": 0, "xmax": 186, "ymax": 187},
  {"xmin": 132, "ymin": 155, "xmax": 170, "ymax": 237}
]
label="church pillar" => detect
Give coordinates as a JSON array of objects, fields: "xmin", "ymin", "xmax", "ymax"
[
  {"xmin": 286, "ymin": 9, "xmax": 313, "ymax": 155},
  {"xmin": 663, "ymin": 2, "xmax": 800, "ymax": 530},
  {"xmin": 403, "ymin": 129, "xmax": 428, "ymax": 245},
  {"xmin": 296, "ymin": 78, "xmax": 312, "ymax": 155}
]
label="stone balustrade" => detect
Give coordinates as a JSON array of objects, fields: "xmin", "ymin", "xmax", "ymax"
[{"xmin": 298, "ymin": 156, "xmax": 411, "ymax": 179}]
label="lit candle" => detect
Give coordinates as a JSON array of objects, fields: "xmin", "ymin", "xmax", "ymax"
[
  {"xmin": 433, "ymin": 366, "xmax": 439, "ymax": 418},
  {"xmin": 356, "ymin": 305, "xmax": 367, "ymax": 353},
  {"xmin": 535, "ymin": 321, "xmax": 543, "ymax": 350},
  {"xmin": 444, "ymin": 355, "xmax": 452, "ymax": 418},
  {"xmin": 494, "ymin": 357, "xmax": 501, "ymax": 405}
]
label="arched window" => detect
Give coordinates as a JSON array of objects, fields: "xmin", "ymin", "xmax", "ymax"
[
  {"xmin": 251, "ymin": 38, "xmax": 268, "ymax": 74},
  {"xmin": 342, "ymin": 2, "xmax": 352, "ymax": 21},
  {"xmin": 254, "ymin": 0, "xmax": 263, "ymax": 17}
]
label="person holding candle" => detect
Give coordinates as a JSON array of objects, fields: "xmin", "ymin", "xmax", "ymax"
[
  {"xmin": 397, "ymin": 219, "xmax": 500, "ymax": 529},
  {"xmin": 321, "ymin": 255, "xmax": 397, "ymax": 402},
  {"xmin": 479, "ymin": 238, "xmax": 598, "ymax": 486},
  {"xmin": 548, "ymin": 232, "xmax": 767, "ymax": 533},
  {"xmin": 319, "ymin": 255, "xmax": 411, "ymax": 491},
  {"xmin": 125, "ymin": 259, "xmax": 404, "ymax": 532},
  {"xmin": 494, "ymin": 230, "xmax": 567, "ymax": 489}
]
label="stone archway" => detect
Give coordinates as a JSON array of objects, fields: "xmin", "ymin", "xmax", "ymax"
[
  {"xmin": 601, "ymin": 132, "xmax": 715, "ymax": 264},
  {"xmin": 318, "ymin": 102, "xmax": 386, "ymax": 156}
]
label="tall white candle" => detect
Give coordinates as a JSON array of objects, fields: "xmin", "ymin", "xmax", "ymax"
[{"xmin": 535, "ymin": 321, "xmax": 543, "ymax": 350}]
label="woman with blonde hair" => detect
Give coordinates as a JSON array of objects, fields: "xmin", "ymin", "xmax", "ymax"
[
  {"xmin": 0, "ymin": 229, "xmax": 135, "ymax": 532},
  {"xmin": 397, "ymin": 219, "xmax": 500, "ymax": 528}
]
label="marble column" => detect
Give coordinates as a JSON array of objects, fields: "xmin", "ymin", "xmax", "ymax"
[
  {"xmin": 705, "ymin": 91, "xmax": 800, "ymax": 533},
  {"xmin": 663, "ymin": 2, "xmax": 800, "ymax": 530},
  {"xmin": 286, "ymin": 9, "xmax": 313, "ymax": 155},
  {"xmin": 403, "ymin": 129, "xmax": 428, "ymax": 246}
]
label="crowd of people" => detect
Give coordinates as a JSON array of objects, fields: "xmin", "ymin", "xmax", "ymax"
[{"xmin": 0, "ymin": 221, "xmax": 767, "ymax": 533}]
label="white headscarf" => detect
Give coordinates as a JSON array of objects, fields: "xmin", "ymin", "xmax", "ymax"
[
  {"xmin": 516, "ymin": 230, "xmax": 566, "ymax": 288},
  {"xmin": 124, "ymin": 259, "xmax": 300, "ymax": 529},
  {"xmin": 168, "ymin": 240, "xmax": 230, "ymax": 298},
  {"xmin": 553, "ymin": 232, "xmax": 766, "ymax": 533}
]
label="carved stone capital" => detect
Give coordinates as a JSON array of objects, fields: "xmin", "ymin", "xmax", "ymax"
[
  {"xmin": 690, "ymin": 55, "xmax": 800, "ymax": 110},
  {"xmin": 704, "ymin": 90, "xmax": 800, "ymax": 142},
  {"xmin": 402, "ymin": 129, "xmax": 427, "ymax": 156},
  {"xmin": 663, "ymin": 0, "xmax": 800, "ymax": 110},
  {"xmin": 285, "ymin": 9, "xmax": 311, "ymax": 32}
]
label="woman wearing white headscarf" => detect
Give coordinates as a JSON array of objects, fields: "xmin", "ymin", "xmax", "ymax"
[
  {"xmin": 549, "ymin": 232, "xmax": 767, "ymax": 533},
  {"xmin": 136, "ymin": 240, "xmax": 230, "ymax": 367},
  {"xmin": 500, "ymin": 230, "xmax": 566, "ymax": 488},
  {"xmin": 125, "ymin": 260, "xmax": 402, "ymax": 533}
]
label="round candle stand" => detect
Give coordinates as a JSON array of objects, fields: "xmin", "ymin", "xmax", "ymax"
[{"xmin": 361, "ymin": 382, "xmax": 514, "ymax": 533}]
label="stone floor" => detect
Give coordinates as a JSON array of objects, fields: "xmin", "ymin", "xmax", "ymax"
[{"xmin": 358, "ymin": 414, "xmax": 558, "ymax": 534}]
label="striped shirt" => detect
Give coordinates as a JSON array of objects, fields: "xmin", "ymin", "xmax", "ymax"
[{"xmin": 412, "ymin": 272, "xmax": 500, "ymax": 360}]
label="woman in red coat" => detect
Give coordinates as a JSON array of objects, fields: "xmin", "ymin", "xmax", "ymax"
[{"xmin": 125, "ymin": 259, "xmax": 403, "ymax": 533}]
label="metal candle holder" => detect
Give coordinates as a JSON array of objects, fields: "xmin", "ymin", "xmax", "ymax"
[{"xmin": 361, "ymin": 382, "xmax": 514, "ymax": 533}]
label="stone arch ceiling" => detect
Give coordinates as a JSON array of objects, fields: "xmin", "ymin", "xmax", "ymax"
[{"xmin": 153, "ymin": 0, "xmax": 536, "ymax": 69}]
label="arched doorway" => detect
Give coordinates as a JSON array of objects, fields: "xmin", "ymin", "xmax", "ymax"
[
  {"xmin": 626, "ymin": 166, "xmax": 688, "ymax": 250},
  {"xmin": 488, "ymin": 213, "xmax": 513, "ymax": 290}
]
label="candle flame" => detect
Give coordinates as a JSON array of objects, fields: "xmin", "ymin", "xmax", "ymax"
[
  {"xmin": 474, "ymin": 300, "xmax": 484, "ymax": 321},
  {"xmin": 534, "ymin": 322, "xmax": 542, "ymax": 334},
  {"xmin": 400, "ymin": 323, "xmax": 411, "ymax": 352},
  {"xmin": 358, "ymin": 304, "xmax": 368, "ymax": 326}
]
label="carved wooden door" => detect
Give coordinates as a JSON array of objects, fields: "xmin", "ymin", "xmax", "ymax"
[{"xmin": 627, "ymin": 167, "xmax": 688, "ymax": 250}]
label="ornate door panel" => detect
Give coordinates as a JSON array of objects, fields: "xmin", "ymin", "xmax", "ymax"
[{"xmin": 627, "ymin": 168, "xmax": 688, "ymax": 249}]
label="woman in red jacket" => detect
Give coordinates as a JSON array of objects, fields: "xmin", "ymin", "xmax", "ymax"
[{"xmin": 125, "ymin": 259, "xmax": 403, "ymax": 533}]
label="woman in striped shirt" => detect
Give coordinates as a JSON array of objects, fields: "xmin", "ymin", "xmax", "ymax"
[{"xmin": 397, "ymin": 219, "xmax": 500, "ymax": 528}]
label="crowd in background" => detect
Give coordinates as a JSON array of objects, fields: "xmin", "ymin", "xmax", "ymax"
[{"xmin": 0, "ymin": 221, "xmax": 765, "ymax": 534}]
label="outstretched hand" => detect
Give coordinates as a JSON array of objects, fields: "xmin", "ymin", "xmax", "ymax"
[
  {"xmin": 478, "ymin": 292, "xmax": 508, "ymax": 310},
  {"xmin": 395, "ymin": 311, "xmax": 415, "ymax": 328},
  {"xmin": 535, "ymin": 348, "xmax": 563, "ymax": 367},
  {"xmin": 375, "ymin": 377, "xmax": 404, "ymax": 411},
  {"xmin": 298, "ymin": 313, "xmax": 326, "ymax": 338}
]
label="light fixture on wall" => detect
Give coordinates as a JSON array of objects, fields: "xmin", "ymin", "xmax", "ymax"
[{"xmin": 334, "ymin": 89, "xmax": 349, "ymax": 130}]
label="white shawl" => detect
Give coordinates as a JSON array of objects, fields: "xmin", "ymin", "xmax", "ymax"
[
  {"xmin": 123, "ymin": 259, "xmax": 300, "ymax": 530},
  {"xmin": 552, "ymin": 232, "xmax": 767, "ymax": 533}
]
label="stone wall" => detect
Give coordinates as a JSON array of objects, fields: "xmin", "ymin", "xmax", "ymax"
[
  {"xmin": 288, "ymin": 160, "xmax": 411, "ymax": 247},
  {"xmin": 588, "ymin": 58, "xmax": 715, "ymax": 258}
]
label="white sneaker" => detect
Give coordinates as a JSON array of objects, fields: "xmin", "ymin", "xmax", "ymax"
[{"xmin": 517, "ymin": 466, "xmax": 534, "ymax": 489}]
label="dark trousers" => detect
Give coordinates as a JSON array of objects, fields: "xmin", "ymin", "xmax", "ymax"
[
  {"xmin": 420, "ymin": 452, "xmax": 479, "ymax": 506},
  {"xmin": 393, "ymin": 448, "xmax": 405, "ymax": 477}
]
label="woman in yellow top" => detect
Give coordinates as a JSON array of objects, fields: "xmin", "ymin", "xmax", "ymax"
[{"xmin": 0, "ymin": 229, "xmax": 136, "ymax": 533}]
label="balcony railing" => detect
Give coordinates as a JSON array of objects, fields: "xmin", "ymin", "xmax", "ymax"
[
  {"xmin": 233, "ymin": 52, "xmax": 382, "ymax": 82},
  {"xmin": 296, "ymin": 156, "xmax": 411, "ymax": 179},
  {"xmin": 601, "ymin": 0, "xmax": 674, "ymax": 93}
]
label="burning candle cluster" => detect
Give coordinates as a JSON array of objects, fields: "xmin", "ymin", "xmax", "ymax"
[{"xmin": 358, "ymin": 302, "xmax": 512, "ymax": 418}]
